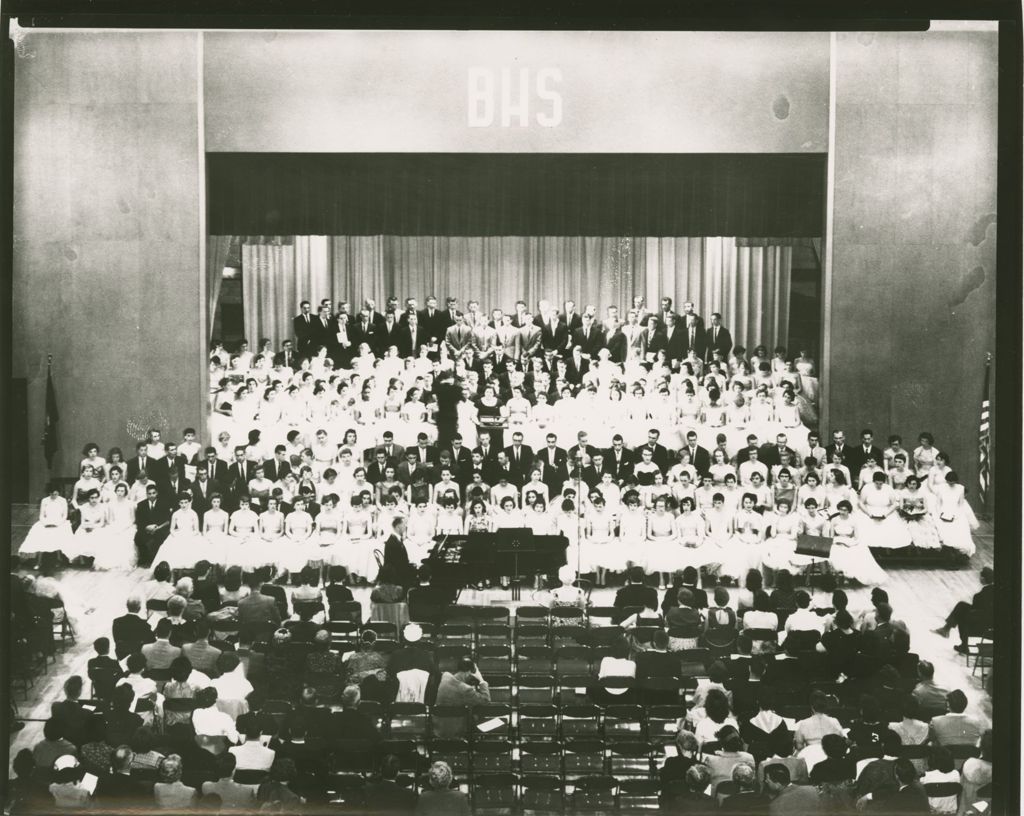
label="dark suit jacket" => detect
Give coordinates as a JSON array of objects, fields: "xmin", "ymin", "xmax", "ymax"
[
  {"xmin": 602, "ymin": 448, "xmax": 635, "ymax": 483},
  {"xmin": 758, "ymin": 444, "xmax": 799, "ymax": 470},
  {"xmin": 411, "ymin": 445, "xmax": 439, "ymax": 467},
  {"xmin": 847, "ymin": 445, "xmax": 886, "ymax": 480},
  {"xmin": 187, "ymin": 478, "xmax": 214, "ymax": 520},
  {"xmin": 237, "ymin": 593, "xmax": 282, "ymax": 627},
  {"xmin": 560, "ymin": 311, "xmax": 583, "ymax": 335},
  {"xmin": 571, "ymin": 325, "xmax": 605, "ymax": 358},
  {"xmin": 362, "ymin": 779, "xmax": 418, "ymax": 815},
  {"xmin": 444, "ymin": 446, "xmax": 474, "ymax": 472},
  {"xmin": 397, "ymin": 462, "xmax": 435, "ymax": 487},
  {"xmin": 96, "ymin": 772, "xmax": 155, "ymax": 809},
  {"xmin": 396, "ymin": 325, "xmax": 426, "ymax": 358},
  {"xmin": 705, "ymin": 325, "xmax": 733, "ymax": 360},
  {"xmin": 636, "ymin": 650, "xmax": 681, "ymax": 680},
  {"xmin": 719, "ymin": 791, "xmax": 770, "ymax": 814},
  {"xmin": 203, "ymin": 458, "xmax": 230, "ymax": 488},
  {"xmin": 225, "ymin": 461, "xmax": 255, "ymax": 499},
  {"xmin": 825, "ymin": 444, "xmax": 853, "ymax": 467},
  {"xmin": 383, "ymin": 534, "xmax": 416, "ymax": 587},
  {"xmin": 135, "ymin": 498, "xmax": 171, "ymax": 534},
  {"xmin": 417, "ymin": 308, "xmax": 445, "ymax": 342},
  {"xmin": 876, "ymin": 784, "xmax": 930, "ymax": 815},
  {"xmin": 127, "ymin": 455, "xmax": 167, "ymax": 485},
  {"xmin": 661, "ymin": 325, "xmax": 686, "ymax": 362},
  {"xmin": 637, "ymin": 442, "xmax": 671, "ymax": 472},
  {"xmin": 503, "ymin": 445, "xmax": 535, "ymax": 482},
  {"xmin": 614, "ymin": 584, "xmax": 659, "ymax": 614},
  {"xmin": 112, "ymin": 613, "xmax": 156, "ymax": 658},
  {"xmin": 564, "ymin": 355, "xmax": 590, "ymax": 385},
  {"xmin": 375, "ymin": 321, "xmax": 401, "ymax": 355},
  {"xmin": 680, "ymin": 444, "xmax": 711, "ymax": 475},
  {"xmin": 539, "ymin": 320, "xmax": 569, "ymax": 353},
  {"xmin": 605, "ymin": 329, "xmax": 627, "ymax": 364},
  {"xmin": 262, "ymin": 458, "xmax": 292, "ymax": 483},
  {"xmin": 350, "ymin": 318, "xmax": 376, "ymax": 351},
  {"xmin": 273, "ymin": 349, "xmax": 299, "ymax": 370},
  {"xmin": 293, "ymin": 313, "xmax": 317, "ymax": 350}
]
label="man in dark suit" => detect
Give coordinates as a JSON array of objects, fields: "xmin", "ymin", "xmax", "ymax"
[
  {"xmin": 350, "ymin": 309, "xmax": 376, "ymax": 352},
  {"xmin": 682, "ymin": 314, "xmax": 707, "ymax": 361},
  {"xmin": 933, "ymin": 566, "xmax": 994, "ymax": 653},
  {"xmin": 567, "ymin": 431, "xmax": 599, "ymax": 466},
  {"xmin": 614, "ymin": 566, "xmax": 658, "ymax": 619},
  {"xmin": 460, "ymin": 451, "xmax": 488, "ymax": 490},
  {"xmin": 718, "ymin": 762, "xmax": 769, "ymax": 814},
  {"xmin": 96, "ymin": 746, "xmax": 154, "ymax": 810},
  {"xmin": 602, "ymin": 435, "xmax": 635, "ymax": 485},
  {"xmin": 637, "ymin": 429, "xmax": 671, "ymax": 473},
  {"xmin": 417, "ymin": 295, "xmax": 444, "ymax": 344},
  {"xmin": 848, "ymin": 429, "xmax": 886, "ymax": 484},
  {"xmin": 503, "ymin": 431, "xmax": 535, "ymax": 485},
  {"xmin": 273, "ymin": 339, "xmax": 299, "ymax": 371},
  {"xmin": 825, "ymin": 429, "xmax": 851, "ymax": 468},
  {"xmin": 127, "ymin": 441, "xmax": 167, "ymax": 487},
  {"xmin": 472, "ymin": 431, "xmax": 500, "ymax": 465},
  {"xmin": 571, "ymin": 315, "xmax": 605, "ymax": 359},
  {"xmin": 134, "ymin": 483, "xmax": 170, "ymax": 567},
  {"xmin": 537, "ymin": 434, "xmax": 569, "ymax": 498},
  {"xmin": 163, "ymin": 465, "xmax": 188, "ymax": 505},
  {"xmin": 225, "ymin": 448, "xmax": 255, "ymax": 509},
  {"xmin": 293, "ymin": 300, "xmax": 316, "ymax": 356},
  {"xmin": 759, "ymin": 433, "xmax": 800, "ymax": 469},
  {"xmin": 410, "ymin": 434, "xmax": 439, "ymax": 469},
  {"xmin": 186, "ymin": 467, "xmax": 214, "ymax": 522},
  {"xmin": 375, "ymin": 312, "xmax": 401, "ymax": 355},
  {"xmin": 672, "ymin": 433, "xmax": 708, "ymax": 478},
  {"xmin": 364, "ymin": 449, "xmax": 392, "ymax": 487},
  {"xmin": 311, "ymin": 304, "xmax": 338, "ymax": 358},
  {"xmin": 564, "ymin": 346, "xmax": 590, "ymax": 385},
  {"xmin": 438, "ymin": 296, "xmax": 462, "ymax": 333},
  {"xmin": 263, "ymin": 446, "xmax": 292, "ymax": 482},
  {"xmin": 560, "ymin": 300, "xmax": 583, "ymax": 336},
  {"xmin": 634, "ymin": 630, "xmax": 681, "ymax": 680},
  {"xmin": 201, "ymin": 447, "xmax": 229, "ymax": 491},
  {"xmin": 396, "ymin": 313, "xmax": 425, "ymax": 359},
  {"xmin": 704, "ymin": 312, "xmax": 733, "ymax": 361},
  {"xmin": 659, "ymin": 296, "xmax": 677, "ymax": 325},
  {"xmin": 539, "ymin": 312, "xmax": 568, "ymax": 355},
  {"xmin": 112, "ymin": 597, "xmax": 156, "ymax": 659},
  {"xmin": 383, "ymin": 517, "xmax": 417, "ymax": 589},
  {"xmin": 871, "ymin": 759, "xmax": 930, "ymax": 815},
  {"xmin": 661, "ymin": 314, "xmax": 686, "ymax": 364},
  {"xmin": 443, "ymin": 434, "xmax": 474, "ymax": 473}
]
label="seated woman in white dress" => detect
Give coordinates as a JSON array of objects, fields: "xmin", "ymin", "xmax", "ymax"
[
  {"xmin": 856, "ymin": 472, "xmax": 911, "ymax": 550},
  {"xmin": 279, "ymin": 496, "xmax": 316, "ymax": 575},
  {"xmin": 99, "ymin": 466, "xmax": 128, "ymax": 504},
  {"xmin": 645, "ymin": 496, "xmax": 678, "ymax": 586},
  {"xmin": 694, "ymin": 474, "xmax": 718, "ymax": 514},
  {"xmin": 225, "ymin": 498, "xmax": 259, "ymax": 569},
  {"xmin": 555, "ymin": 499, "xmax": 584, "ymax": 572},
  {"xmin": 912, "ymin": 432, "xmax": 938, "ymax": 480},
  {"xmin": 924, "ymin": 451, "xmax": 952, "ymax": 495},
  {"xmin": 71, "ymin": 488, "xmax": 108, "ymax": 564},
  {"xmin": 434, "ymin": 496, "xmax": 465, "ymax": 536},
  {"xmin": 311, "ymin": 493, "xmax": 343, "ymax": 572},
  {"xmin": 71, "ymin": 464, "xmax": 103, "ymax": 518},
  {"xmin": 341, "ymin": 494, "xmax": 378, "ymax": 583},
  {"xmin": 20, "ymin": 483, "xmax": 76, "ymax": 567},
  {"xmin": 524, "ymin": 498, "xmax": 557, "ymax": 535},
  {"xmin": 896, "ymin": 473, "xmax": 941, "ymax": 550},
  {"xmin": 584, "ymin": 492, "xmax": 621, "ymax": 584},
  {"xmin": 887, "ymin": 452, "xmax": 914, "ymax": 491},
  {"xmin": 492, "ymin": 495, "xmax": 522, "ymax": 529},
  {"xmin": 95, "ymin": 482, "xmax": 137, "ymax": 570},
  {"xmin": 932, "ymin": 471, "xmax": 978, "ymax": 556},
  {"xmin": 674, "ymin": 496, "xmax": 711, "ymax": 571},
  {"xmin": 797, "ymin": 472, "xmax": 826, "ymax": 514},
  {"xmin": 829, "ymin": 500, "xmax": 887, "ymax": 586},
  {"xmin": 152, "ymin": 493, "xmax": 205, "ymax": 571},
  {"xmin": 823, "ymin": 467, "xmax": 856, "ymax": 516},
  {"xmin": 521, "ymin": 469, "xmax": 549, "ymax": 509},
  {"xmin": 252, "ymin": 495, "xmax": 286, "ymax": 572},
  {"xmin": 199, "ymin": 493, "xmax": 232, "ymax": 566},
  {"xmin": 747, "ymin": 471, "xmax": 772, "ymax": 515},
  {"xmin": 641, "ymin": 472, "xmax": 671, "ymax": 512},
  {"xmin": 762, "ymin": 498, "xmax": 801, "ymax": 575},
  {"xmin": 724, "ymin": 493, "xmax": 766, "ymax": 580}
]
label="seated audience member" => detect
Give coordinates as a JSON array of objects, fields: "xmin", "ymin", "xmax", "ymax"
[
  {"xmin": 854, "ymin": 729, "xmax": 902, "ymax": 800},
  {"xmin": 388, "ymin": 623, "xmax": 437, "ymax": 676},
  {"xmin": 129, "ymin": 726, "xmax": 166, "ymax": 772},
  {"xmin": 613, "ymin": 565, "xmax": 658, "ymax": 621},
  {"xmin": 174, "ymin": 577, "xmax": 208, "ymax": 621},
  {"xmin": 142, "ymin": 618, "xmax": 182, "ymax": 670},
  {"xmin": 50, "ymin": 675, "xmax": 91, "ymax": 747},
  {"xmin": 163, "ymin": 594, "xmax": 196, "ymax": 645},
  {"xmin": 764, "ymin": 763, "xmax": 820, "ymax": 815},
  {"xmin": 659, "ymin": 729, "xmax": 701, "ymax": 788},
  {"xmin": 889, "ymin": 694, "xmax": 929, "ymax": 747},
  {"xmin": 87, "ymin": 636, "xmax": 123, "ymax": 700},
  {"xmin": 96, "ymin": 745, "xmax": 154, "ymax": 809},
  {"xmin": 306, "ymin": 629, "xmax": 347, "ymax": 703},
  {"xmin": 414, "ymin": 761, "xmax": 470, "ymax": 816},
  {"xmin": 112, "ymin": 596, "xmax": 155, "ymax": 659},
  {"xmin": 363, "ymin": 754, "xmax": 420, "ymax": 816},
  {"xmin": 153, "ymin": 753, "xmax": 198, "ymax": 809},
  {"xmin": 77, "ymin": 714, "xmax": 114, "ymax": 776},
  {"xmin": 870, "ymin": 758, "xmax": 930, "ymax": 814},
  {"xmin": 211, "ymin": 652, "xmax": 253, "ymax": 720},
  {"xmin": 911, "ymin": 660, "xmax": 950, "ymax": 715},
  {"xmin": 719, "ymin": 761, "xmax": 769, "ymax": 814},
  {"xmin": 741, "ymin": 689, "xmax": 789, "ymax": 763},
  {"xmin": 920, "ymin": 746, "xmax": 961, "ymax": 815},
  {"xmin": 932, "ymin": 566, "xmax": 994, "ymax": 655},
  {"xmin": 344, "ymin": 629, "xmax": 390, "ymax": 687},
  {"xmin": 793, "ymin": 690, "xmax": 844, "ymax": 752},
  {"xmin": 330, "ymin": 685, "xmax": 380, "ymax": 741},
  {"xmin": 192, "ymin": 687, "xmax": 240, "ymax": 753},
  {"xmin": 809, "ymin": 734, "xmax": 856, "ymax": 784},
  {"xmin": 47, "ymin": 755, "xmax": 93, "ymax": 810},
  {"xmin": 230, "ymin": 719, "xmax": 276, "ymax": 773},
  {"xmin": 32, "ymin": 719, "xmax": 76, "ymax": 771},
  {"xmin": 960, "ymin": 730, "xmax": 993, "ymax": 812},
  {"xmin": 664, "ymin": 764, "xmax": 717, "ymax": 812},
  {"xmin": 106, "ymin": 684, "xmax": 145, "ymax": 747},
  {"xmin": 432, "ymin": 657, "xmax": 491, "ymax": 737},
  {"xmin": 704, "ymin": 725, "xmax": 755, "ymax": 788},
  {"xmin": 695, "ymin": 688, "xmax": 740, "ymax": 747},
  {"xmin": 140, "ymin": 561, "xmax": 176, "ymax": 601},
  {"xmin": 817, "ymin": 609, "xmax": 862, "ymax": 677},
  {"xmin": 201, "ymin": 753, "xmax": 256, "ymax": 810},
  {"xmin": 256, "ymin": 758, "xmax": 305, "ymax": 812},
  {"xmin": 928, "ymin": 689, "xmax": 985, "ymax": 746},
  {"xmin": 757, "ymin": 736, "xmax": 810, "ymax": 789},
  {"xmin": 161, "ymin": 656, "xmax": 202, "ymax": 727},
  {"xmin": 182, "ymin": 620, "xmax": 223, "ymax": 675},
  {"xmin": 846, "ymin": 693, "xmax": 890, "ymax": 753}
]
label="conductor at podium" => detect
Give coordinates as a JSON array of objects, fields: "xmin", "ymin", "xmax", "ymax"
[{"xmin": 383, "ymin": 516, "xmax": 417, "ymax": 589}]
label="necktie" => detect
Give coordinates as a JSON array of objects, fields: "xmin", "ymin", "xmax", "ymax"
[
  {"xmin": 690, "ymin": 328, "xmax": 695, "ymax": 344},
  {"xmin": 149, "ymin": 501, "xmax": 155, "ymax": 511},
  {"xmin": 305, "ymin": 315, "xmax": 309, "ymax": 324}
]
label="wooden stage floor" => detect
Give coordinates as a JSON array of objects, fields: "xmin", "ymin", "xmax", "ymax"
[{"xmin": 7, "ymin": 503, "xmax": 995, "ymax": 774}]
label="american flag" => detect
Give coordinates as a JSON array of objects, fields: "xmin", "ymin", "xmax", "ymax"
[{"xmin": 978, "ymin": 353, "xmax": 991, "ymax": 505}]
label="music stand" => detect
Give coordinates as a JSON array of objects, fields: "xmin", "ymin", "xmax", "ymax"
[
  {"xmin": 493, "ymin": 528, "xmax": 537, "ymax": 601},
  {"xmin": 796, "ymin": 534, "xmax": 834, "ymax": 587}
]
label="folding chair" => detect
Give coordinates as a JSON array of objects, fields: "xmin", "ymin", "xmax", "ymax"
[
  {"xmin": 563, "ymin": 739, "xmax": 607, "ymax": 780},
  {"xmin": 550, "ymin": 607, "xmax": 586, "ymax": 628},
  {"xmin": 521, "ymin": 774, "xmax": 564, "ymax": 816},
  {"xmin": 645, "ymin": 705, "xmax": 687, "ymax": 745},
  {"xmin": 472, "ymin": 772, "xmax": 519, "ymax": 815},
  {"xmin": 587, "ymin": 606, "xmax": 617, "ymax": 626},
  {"xmin": 946, "ymin": 744, "xmax": 980, "ymax": 772},
  {"xmin": 517, "ymin": 674, "xmax": 557, "ymax": 705},
  {"xmin": 608, "ymin": 741, "xmax": 655, "ymax": 778},
  {"xmin": 436, "ymin": 644, "xmax": 473, "ymax": 674},
  {"xmin": 329, "ymin": 599, "xmax": 364, "ymax": 624},
  {"xmin": 520, "ymin": 741, "xmax": 563, "ymax": 776},
  {"xmin": 324, "ymin": 773, "xmax": 365, "ymax": 806},
  {"xmin": 439, "ymin": 622, "xmax": 475, "ymax": 645},
  {"xmin": 560, "ymin": 704, "xmax": 602, "ymax": 739},
  {"xmin": 515, "ymin": 625, "xmax": 550, "ymax": 649},
  {"xmin": 428, "ymin": 738, "xmax": 471, "ymax": 777},
  {"xmin": 477, "ymin": 624, "xmax": 512, "ymax": 648},
  {"xmin": 516, "ymin": 606, "xmax": 549, "ymax": 627},
  {"xmin": 293, "ymin": 599, "xmax": 325, "ymax": 621},
  {"xmin": 638, "ymin": 677, "xmax": 684, "ymax": 706},
  {"xmin": 519, "ymin": 704, "xmax": 559, "ymax": 741},
  {"xmin": 570, "ymin": 775, "xmax": 618, "ymax": 815},
  {"xmin": 617, "ymin": 778, "xmax": 661, "ymax": 813},
  {"xmin": 556, "ymin": 675, "xmax": 593, "ymax": 706},
  {"xmin": 604, "ymin": 705, "xmax": 645, "ymax": 741},
  {"xmin": 677, "ymin": 648, "xmax": 709, "ymax": 677},
  {"xmin": 471, "ymin": 740, "xmax": 515, "ymax": 773},
  {"xmin": 388, "ymin": 702, "xmax": 429, "ymax": 739},
  {"xmin": 473, "ymin": 703, "xmax": 513, "ymax": 741},
  {"xmin": 487, "ymin": 674, "xmax": 515, "ymax": 705},
  {"xmin": 554, "ymin": 646, "xmax": 592, "ymax": 677},
  {"xmin": 517, "ymin": 646, "xmax": 556, "ymax": 677},
  {"xmin": 477, "ymin": 645, "xmax": 513, "ymax": 675},
  {"xmin": 364, "ymin": 620, "xmax": 398, "ymax": 640},
  {"xmin": 260, "ymin": 583, "xmax": 289, "ymax": 618},
  {"xmin": 145, "ymin": 598, "xmax": 168, "ymax": 619},
  {"xmin": 551, "ymin": 625, "xmax": 590, "ymax": 649},
  {"xmin": 429, "ymin": 705, "xmax": 470, "ymax": 740}
]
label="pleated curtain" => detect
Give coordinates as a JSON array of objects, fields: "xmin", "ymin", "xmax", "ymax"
[{"xmin": 235, "ymin": 235, "xmax": 791, "ymax": 353}]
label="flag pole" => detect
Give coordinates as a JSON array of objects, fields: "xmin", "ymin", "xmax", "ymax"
[{"xmin": 46, "ymin": 353, "xmax": 52, "ymax": 476}]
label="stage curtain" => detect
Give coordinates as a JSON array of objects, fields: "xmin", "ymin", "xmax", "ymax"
[
  {"xmin": 235, "ymin": 235, "xmax": 792, "ymax": 351},
  {"xmin": 206, "ymin": 235, "xmax": 234, "ymax": 343},
  {"xmin": 644, "ymin": 237, "xmax": 792, "ymax": 352}
]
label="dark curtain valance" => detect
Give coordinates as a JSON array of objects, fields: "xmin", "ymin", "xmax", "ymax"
[{"xmin": 207, "ymin": 153, "xmax": 826, "ymax": 237}]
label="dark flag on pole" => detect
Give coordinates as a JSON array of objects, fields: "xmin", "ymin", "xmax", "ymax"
[
  {"xmin": 42, "ymin": 354, "xmax": 59, "ymax": 470},
  {"xmin": 978, "ymin": 352, "xmax": 991, "ymax": 507}
]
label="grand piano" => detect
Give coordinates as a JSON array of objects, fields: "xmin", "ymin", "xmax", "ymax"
[{"xmin": 425, "ymin": 528, "xmax": 569, "ymax": 599}]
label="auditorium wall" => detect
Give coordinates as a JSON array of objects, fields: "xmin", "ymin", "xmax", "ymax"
[
  {"xmin": 12, "ymin": 32, "xmax": 202, "ymax": 498},
  {"xmin": 830, "ymin": 30, "xmax": 998, "ymax": 512}
]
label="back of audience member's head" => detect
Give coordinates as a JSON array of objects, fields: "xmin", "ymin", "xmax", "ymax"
[
  {"xmin": 93, "ymin": 637, "xmax": 111, "ymax": 655},
  {"xmin": 242, "ymin": 717, "xmax": 261, "ymax": 741},
  {"xmin": 126, "ymin": 596, "xmax": 143, "ymax": 614},
  {"xmin": 717, "ymin": 725, "xmax": 744, "ymax": 753},
  {"xmin": 127, "ymin": 652, "xmax": 148, "ymax": 674},
  {"xmin": 870, "ymin": 587, "xmax": 889, "ymax": 606},
  {"xmin": 43, "ymin": 718, "xmax": 63, "ymax": 742},
  {"xmin": 946, "ymin": 689, "xmax": 968, "ymax": 714},
  {"xmin": 744, "ymin": 569, "xmax": 763, "ymax": 592},
  {"xmin": 380, "ymin": 754, "xmax": 401, "ymax": 781},
  {"xmin": 880, "ymin": 729, "xmax": 902, "ymax": 757},
  {"xmin": 677, "ymin": 588, "xmax": 694, "ymax": 609},
  {"xmin": 166, "ymin": 594, "xmax": 187, "ymax": 618},
  {"xmin": 713, "ymin": 586, "xmax": 730, "ymax": 607},
  {"xmin": 928, "ymin": 745, "xmax": 954, "ymax": 773},
  {"xmin": 175, "ymin": 577, "xmax": 194, "ymax": 598},
  {"xmin": 216, "ymin": 751, "xmax": 237, "ymax": 779},
  {"xmin": 707, "ymin": 661, "xmax": 728, "ymax": 685},
  {"xmin": 704, "ymin": 688, "xmax": 731, "ymax": 725},
  {"xmin": 875, "ymin": 602, "xmax": 893, "ymax": 623},
  {"xmin": 794, "ymin": 590, "xmax": 811, "ymax": 609},
  {"xmin": 112, "ymin": 683, "xmax": 135, "ymax": 712},
  {"xmin": 153, "ymin": 562, "xmax": 172, "ymax": 583},
  {"xmin": 752, "ymin": 590, "xmax": 772, "ymax": 613},
  {"xmin": 196, "ymin": 687, "xmax": 218, "ymax": 709},
  {"xmin": 859, "ymin": 694, "xmax": 881, "ymax": 722},
  {"xmin": 627, "ymin": 565, "xmax": 645, "ymax": 584},
  {"xmin": 112, "ymin": 745, "xmax": 134, "ymax": 773},
  {"xmin": 222, "ymin": 567, "xmax": 243, "ymax": 593},
  {"xmin": 158, "ymin": 753, "xmax": 184, "ymax": 783},
  {"xmin": 12, "ymin": 749, "xmax": 34, "ymax": 779},
  {"xmin": 757, "ymin": 688, "xmax": 777, "ymax": 712},
  {"xmin": 832, "ymin": 589, "xmax": 849, "ymax": 610},
  {"xmin": 897, "ymin": 693, "xmax": 919, "ymax": 722},
  {"xmin": 731, "ymin": 762, "xmax": 756, "ymax": 790},
  {"xmin": 651, "ymin": 630, "xmax": 670, "ymax": 650},
  {"xmin": 84, "ymin": 713, "xmax": 107, "ymax": 744},
  {"xmin": 917, "ymin": 660, "xmax": 935, "ymax": 680},
  {"xmin": 686, "ymin": 764, "xmax": 711, "ymax": 794},
  {"xmin": 894, "ymin": 757, "xmax": 918, "ymax": 786},
  {"xmin": 675, "ymin": 730, "xmax": 699, "ymax": 754},
  {"xmin": 775, "ymin": 570, "xmax": 793, "ymax": 592},
  {"xmin": 427, "ymin": 761, "xmax": 453, "ymax": 791},
  {"xmin": 681, "ymin": 566, "xmax": 699, "ymax": 585},
  {"xmin": 131, "ymin": 726, "xmax": 155, "ymax": 754},
  {"xmin": 834, "ymin": 609, "xmax": 854, "ymax": 630},
  {"xmin": 217, "ymin": 651, "xmax": 241, "ymax": 676},
  {"xmin": 821, "ymin": 733, "xmax": 848, "ymax": 759},
  {"xmin": 300, "ymin": 565, "xmax": 318, "ymax": 586},
  {"xmin": 764, "ymin": 763, "xmax": 791, "ymax": 789},
  {"xmin": 341, "ymin": 685, "xmax": 361, "ymax": 710},
  {"xmin": 154, "ymin": 618, "xmax": 173, "ymax": 639},
  {"xmin": 809, "ymin": 690, "xmax": 829, "ymax": 713},
  {"xmin": 63, "ymin": 675, "xmax": 83, "ymax": 700},
  {"xmin": 169, "ymin": 655, "xmax": 193, "ymax": 683}
]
